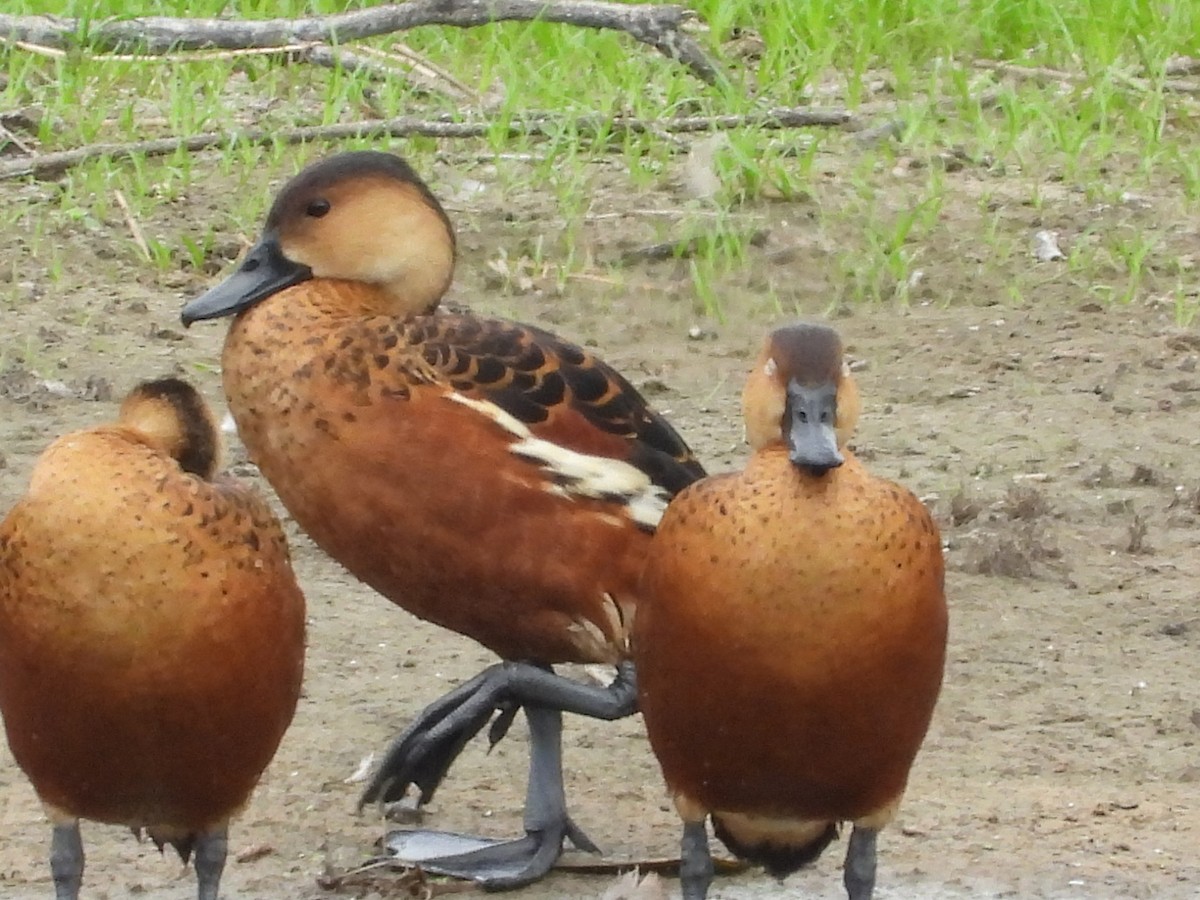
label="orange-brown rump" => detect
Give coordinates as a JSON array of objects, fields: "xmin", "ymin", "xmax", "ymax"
[{"xmin": 0, "ymin": 379, "xmax": 306, "ymax": 837}]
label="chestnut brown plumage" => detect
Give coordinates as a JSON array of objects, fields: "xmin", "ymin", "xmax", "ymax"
[
  {"xmin": 180, "ymin": 151, "xmax": 704, "ymax": 887},
  {"xmin": 0, "ymin": 378, "xmax": 306, "ymax": 900},
  {"xmin": 635, "ymin": 323, "xmax": 947, "ymax": 900}
]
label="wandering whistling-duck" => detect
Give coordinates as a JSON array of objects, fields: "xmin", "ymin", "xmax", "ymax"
[
  {"xmin": 180, "ymin": 151, "xmax": 705, "ymax": 887},
  {"xmin": 0, "ymin": 378, "xmax": 306, "ymax": 900},
  {"xmin": 634, "ymin": 323, "xmax": 948, "ymax": 900}
]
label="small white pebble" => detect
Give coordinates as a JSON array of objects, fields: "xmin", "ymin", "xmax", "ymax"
[{"xmin": 1032, "ymin": 229, "xmax": 1065, "ymax": 262}]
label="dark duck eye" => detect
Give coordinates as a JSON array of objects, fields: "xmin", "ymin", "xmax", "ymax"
[{"xmin": 306, "ymin": 199, "xmax": 331, "ymax": 218}]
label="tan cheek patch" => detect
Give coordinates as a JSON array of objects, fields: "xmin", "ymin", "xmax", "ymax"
[
  {"xmin": 835, "ymin": 375, "xmax": 861, "ymax": 446},
  {"xmin": 741, "ymin": 368, "xmax": 787, "ymax": 451},
  {"xmin": 277, "ymin": 234, "xmax": 316, "ymax": 271}
]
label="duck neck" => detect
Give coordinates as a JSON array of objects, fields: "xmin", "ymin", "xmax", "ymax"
[{"xmin": 297, "ymin": 279, "xmax": 437, "ymax": 320}]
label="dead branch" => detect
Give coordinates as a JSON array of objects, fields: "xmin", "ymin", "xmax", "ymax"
[
  {"xmin": 1165, "ymin": 56, "xmax": 1200, "ymax": 77},
  {"xmin": 0, "ymin": 121, "xmax": 35, "ymax": 155},
  {"xmin": 0, "ymin": 0, "xmax": 722, "ymax": 83},
  {"xmin": 300, "ymin": 44, "xmax": 483, "ymax": 106},
  {"xmin": 0, "ymin": 107, "xmax": 853, "ymax": 182},
  {"xmin": 5, "ymin": 38, "xmax": 308, "ymax": 63},
  {"xmin": 974, "ymin": 59, "xmax": 1200, "ymax": 94},
  {"xmin": 6, "ymin": 38, "xmax": 483, "ymax": 107},
  {"xmin": 112, "ymin": 189, "xmax": 151, "ymax": 261},
  {"xmin": 621, "ymin": 229, "xmax": 769, "ymax": 264},
  {"xmin": 973, "ymin": 60, "xmax": 1095, "ymax": 86},
  {"xmin": 356, "ymin": 42, "xmax": 484, "ymax": 104}
]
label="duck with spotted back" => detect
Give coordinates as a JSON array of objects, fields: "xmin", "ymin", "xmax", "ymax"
[
  {"xmin": 0, "ymin": 378, "xmax": 307, "ymax": 900},
  {"xmin": 634, "ymin": 323, "xmax": 948, "ymax": 900},
  {"xmin": 180, "ymin": 151, "xmax": 705, "ymax": 888}
]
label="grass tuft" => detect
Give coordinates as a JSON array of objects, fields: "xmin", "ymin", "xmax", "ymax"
[{"xmin": 0, "ymin": 0, "xmax": 1196, "ymax": 322}]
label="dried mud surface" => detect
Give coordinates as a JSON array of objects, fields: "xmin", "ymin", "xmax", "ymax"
[{"xmin": 1, "ymin": 145, "xmax": 1198, "ymax": 900}]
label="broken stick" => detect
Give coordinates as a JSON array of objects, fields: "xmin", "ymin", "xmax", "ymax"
[
  {"xmin": 0, "ymin": 107, "xmax": 854, "ymax": 182},
  {"xmin": 0, "ymin": 0, "xmax": 722, "ymax": 83}
]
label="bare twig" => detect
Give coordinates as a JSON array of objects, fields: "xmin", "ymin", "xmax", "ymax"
[
  {"xmin": 0, "ymin": 107, "xmax": 853, "ymax": 182},
  {"xmin": 5, "ymin": 38, "xmax": 309, "ymax": 63},
  {"xmin": 974, "ymin": 60, "xmax": 1091, "ymax": 86},
  {"xmin": 299, "ymin": 44, "xmax": 482, "ymax": 106},
  {"xmin": 0, "ymin": 0, "xmax": 722, "ymax": 83},
  {"xmin": 1165, "ymin": 56, "xmax": 1200, "ymax": 77},
  {"xmin": 974, "ymin": 59, "xmax": 1200, "ymax": 94},
  {"xmin": 373, "ymin": 42, "xmax": 484, "ymax": 103},
  {"xmin": 7, "ymin": 38, "xmax": 484, "ymax": 107},
  {"xmin": 1112, "ymin": 71, "xmax": 1200, "ymax": 95},
  {"xmin": 584, "ymin": 208, "xmax": 728, "ymax": 221},
  {"xmin": 621, "ymin": 229, "xmax": 769, "ymax": 264},
  {"xmin": 315, "ymin": 856, "xmax": 475, "ymax": 895},
  {"xmin": 0, "ymin": 122, "xmax": 35, "ymax": 156},
  {"xmin": 113, "ymin": 189, "xmax": 151, "ymax": 261}
]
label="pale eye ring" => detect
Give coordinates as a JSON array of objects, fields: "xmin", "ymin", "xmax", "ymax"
[{"xmin": 306, "ymin": 199, "xmax": 331, "ymax": 218}]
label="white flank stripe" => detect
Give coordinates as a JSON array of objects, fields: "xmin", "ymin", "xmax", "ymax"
[{"xmin": 447, "ymin": 393, "xmax": 668, "ymax": 529}]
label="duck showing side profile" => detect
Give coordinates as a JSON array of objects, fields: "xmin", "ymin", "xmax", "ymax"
[
  {"xmin": 634, "ymin": 323, "xmax": 948, "ymax": 900},
  {"xmin": 180, "ymin": 150, "xmax": 705, "ymax": 888},
  {"xmin": 0, "ymin": 379, "xmax": 307, "ymax": 900}
]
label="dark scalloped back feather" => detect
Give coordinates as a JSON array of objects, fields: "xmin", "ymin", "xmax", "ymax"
[{"xmin": 407, "ymin": 312, "xmax": 706, "ymax": 497}]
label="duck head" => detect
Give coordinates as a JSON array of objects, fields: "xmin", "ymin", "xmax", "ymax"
[
  {"xmin": 741, "ymin": 322, "xmax": 861, "ymax": 476},
  {"xmin": 181, "ymin": 151, "xmax": 456, "ymax": 325},
  {"xmin": 119, "ymin": 378, "xmax": 222, "ymax": 479}
]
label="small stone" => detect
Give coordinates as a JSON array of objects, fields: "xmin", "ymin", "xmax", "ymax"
[{"xmin": 1032, "ymin": 230, "xmax": 1065, "ymax": 262}]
